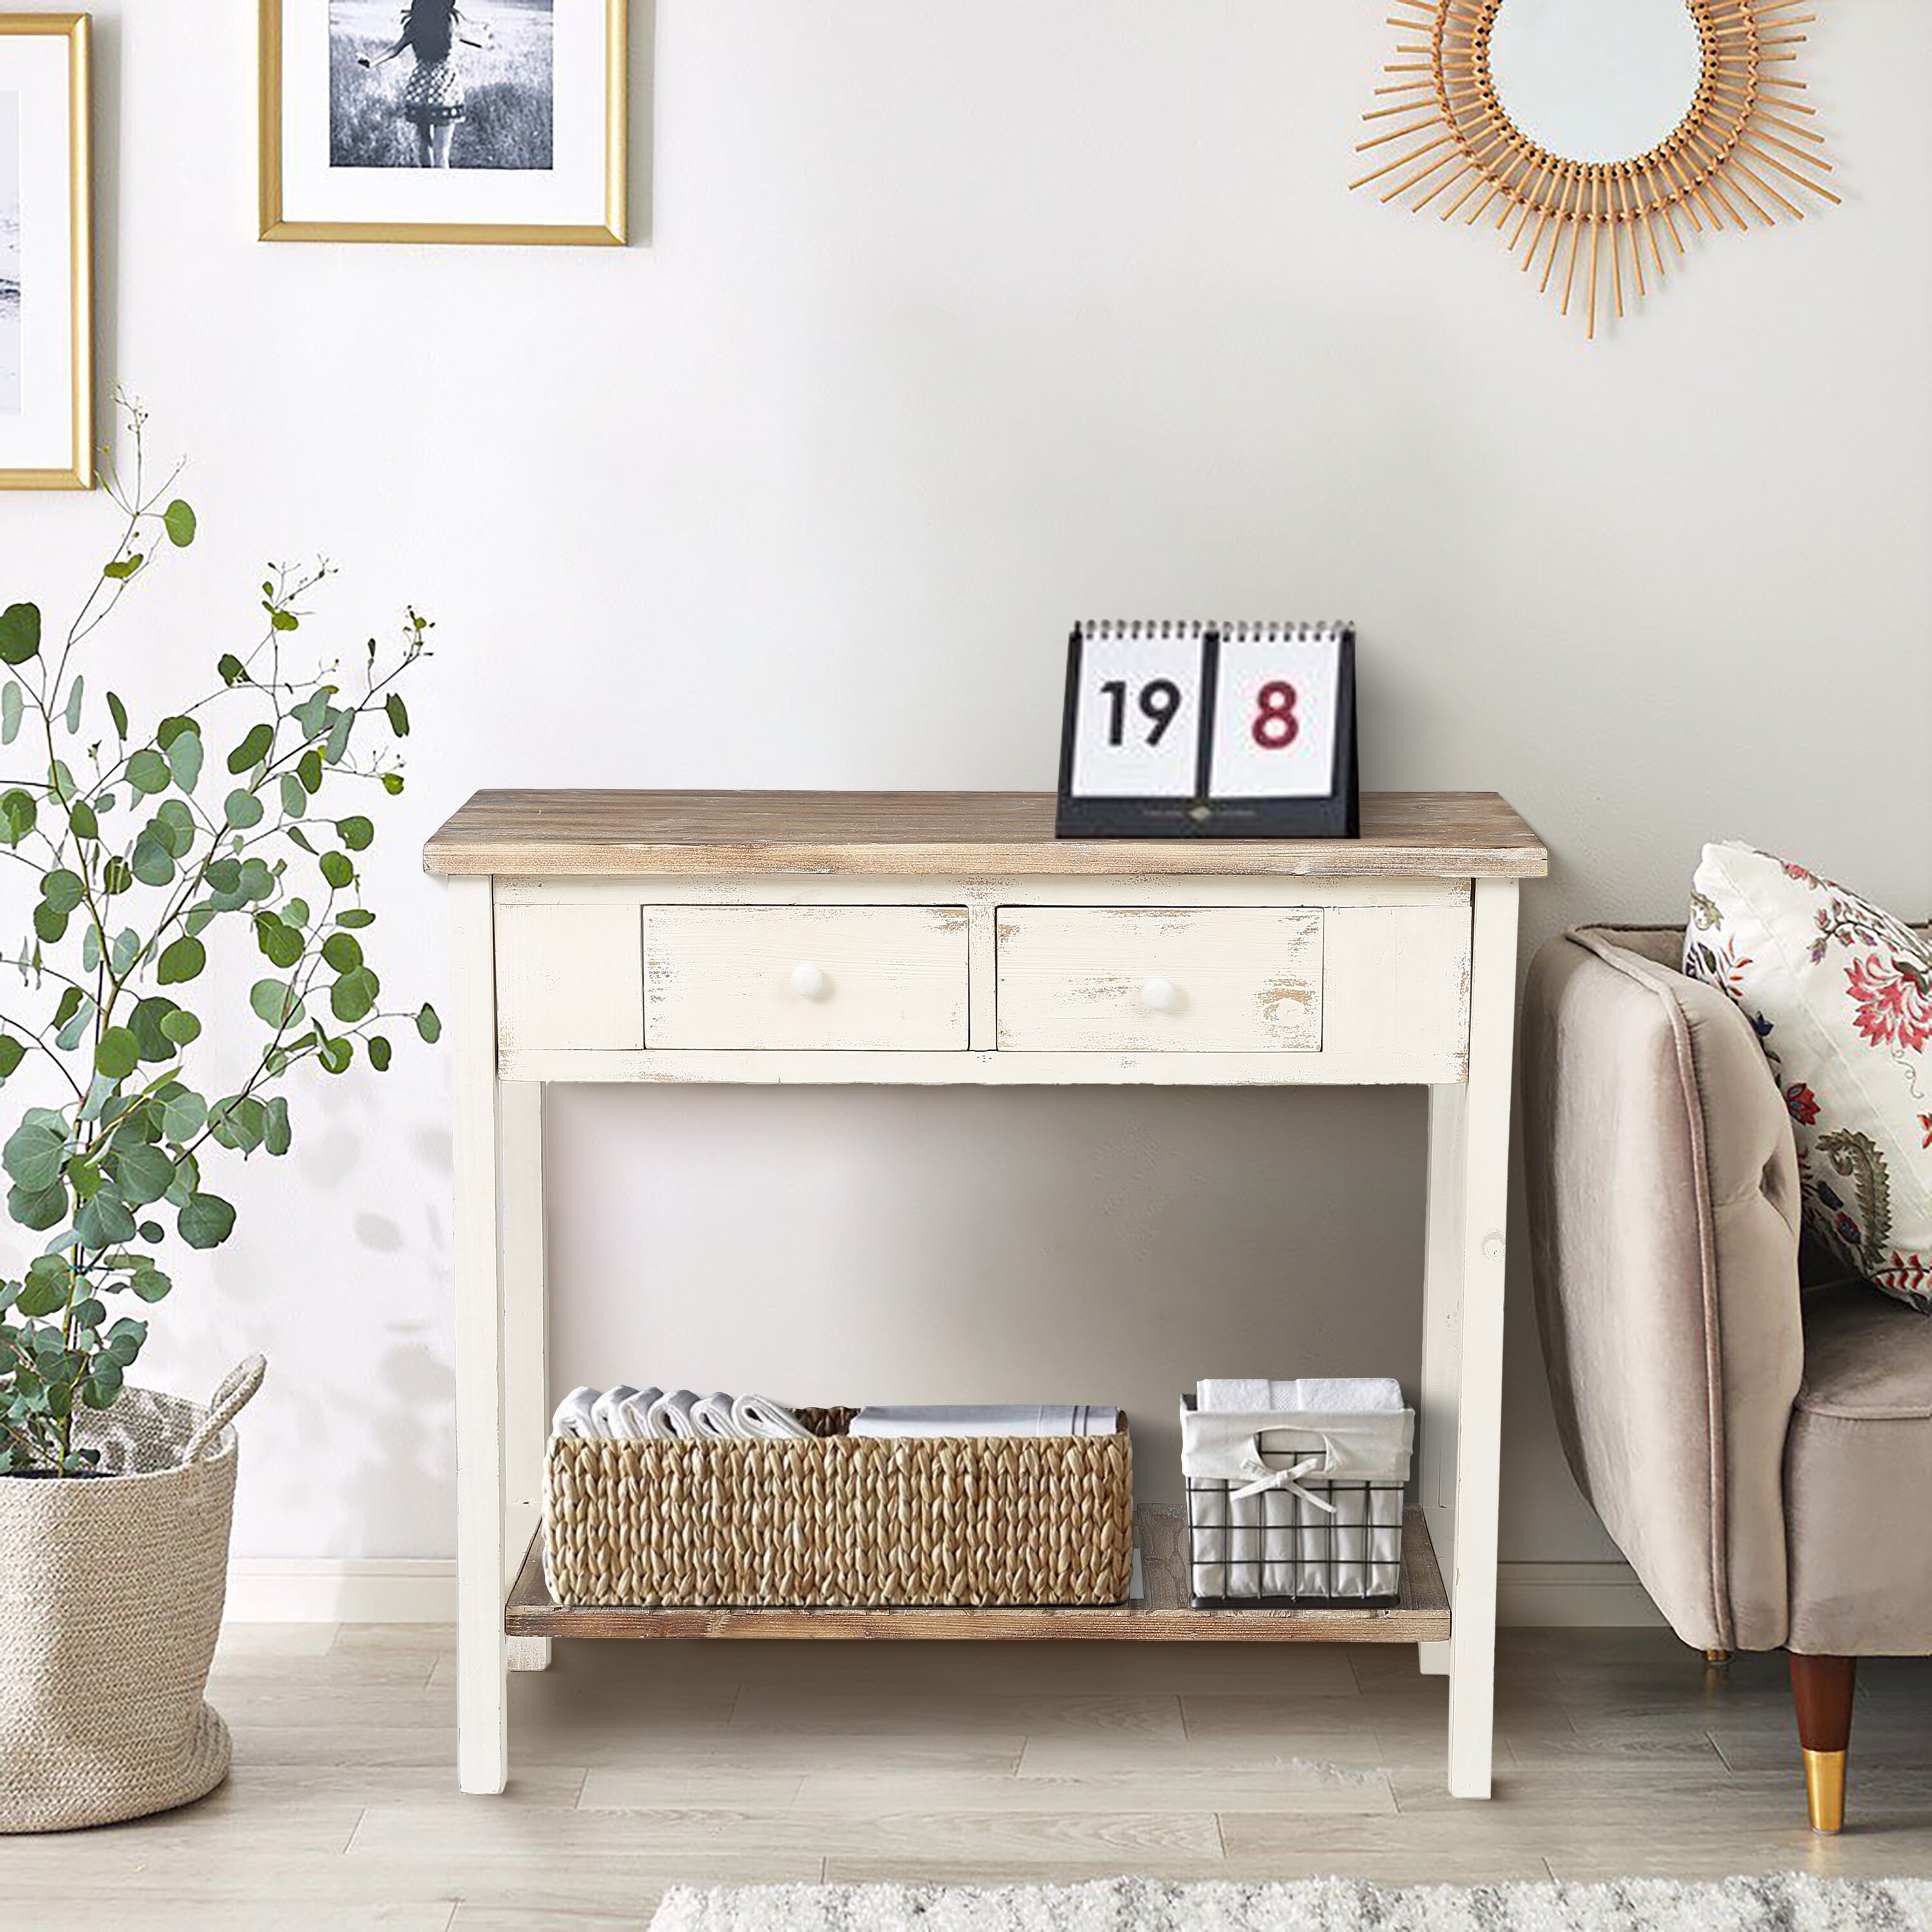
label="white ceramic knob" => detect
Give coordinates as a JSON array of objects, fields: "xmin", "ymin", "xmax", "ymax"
[
  {"xmin": 1139, "ymin": 976, "xmax": 1178, "ymax": 1013},
  {"xmin": 1482, "ymin": 1233, "xmax": 1505, "ymax": 1263},
  {"xmin": 789, "ymin": 961, "xmax": 827, "ymax": 999}
]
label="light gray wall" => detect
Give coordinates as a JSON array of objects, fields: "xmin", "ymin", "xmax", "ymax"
[{"xmin": 5, "ymin": 3, "xmax": 1927, "ymax": 1563}]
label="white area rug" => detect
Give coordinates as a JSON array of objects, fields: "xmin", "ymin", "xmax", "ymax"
[{"xmin": 649, "ymin": 1873, "xmax": 1932, "ymax": 1931}]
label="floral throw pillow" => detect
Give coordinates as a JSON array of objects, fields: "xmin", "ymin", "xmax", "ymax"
[{"xmin": 1683, "ymin": 842, "xmax": 1932, "ymax": 1314}]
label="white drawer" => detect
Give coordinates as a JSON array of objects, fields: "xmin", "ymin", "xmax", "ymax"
[
  {"xmin": 643, "ymin": 905, "xmax": 970, "ymax": 1050},
  {"xmin": 996, "ymin": 907, "xmax": 1323, "ymax": 1053}
]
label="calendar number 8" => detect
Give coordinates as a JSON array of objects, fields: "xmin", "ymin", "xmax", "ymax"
[{"xmin": 1252, "ymin": 680, "xmax": 1300, "ymax": 750}]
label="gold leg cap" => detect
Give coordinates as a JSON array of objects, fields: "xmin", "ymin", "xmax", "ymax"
[
  {"xmin": 1704, "ymin": 1648, "xmax": 1732, "ymax": 1665},
  {"xmin": 1804, "ymin": 1748, "xmax": 1847, "ymax": 1834}
]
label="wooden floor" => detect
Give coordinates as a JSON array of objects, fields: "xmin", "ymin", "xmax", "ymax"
[{"xmin": 17, "ymin": 1627, "xmax": 1932, "ymax": 1929}]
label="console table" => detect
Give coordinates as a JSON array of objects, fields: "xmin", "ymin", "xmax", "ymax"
[{"xmin": 422, "ymin": 790, "xmax": 1546, "ymax": 1800}]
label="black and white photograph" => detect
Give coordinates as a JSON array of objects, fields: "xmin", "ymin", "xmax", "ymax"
[
  {"xmin": 330, "ymin": 0, "xmax": 554, "ymax": 171},
  {"xmin": 1, "ymin": 92, "xmax": 21, "ymax": 417}
]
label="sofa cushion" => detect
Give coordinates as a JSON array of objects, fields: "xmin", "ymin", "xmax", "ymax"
[
  {"xmin": 1683, "ymin": 843, "xmax": 1932, "ymax": 1314},
  {"xmin": 1785, "ymin": 1280, "xmax": 1932, "ymax": 1654}
]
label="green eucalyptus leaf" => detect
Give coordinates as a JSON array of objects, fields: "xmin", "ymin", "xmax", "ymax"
[
  {"xmin": 128, "ymin": 997, "xmax": 182, "ymax": 1062},
  {"xmin": 126, "ymin": 748, "xmax": 172, "ymax": 795},
  {"xmin": 269, "ymin": 608, "xmax": 299, "ymax": 634},
  {"xmin": 131, "ymin": 1267, "xmax": 171, "ymax": 1303},
  {"xmin": 158, "ymin": 1007, "xmax": 201, "ymax": 1046},
  {"xmin": 69, "ymin": 799, "xmax": 99, "ymax": 840},
  {"xmin": 263, "ymin": 1095, "xmax": 292, "ymax": 1155},
  {"xmin": 76, "ymin": 1190, "xmax": 137, "ymax": 1250},
  {"xmin": 177, "ymin": 1192, "xmax": 236, "ymax": 1250},
  {"xmin": 0, "ymin": 603, "xmax": 41, "ymax": 665},
  {"xmin": 156, "ymin": 935, "xmax": 206, "ymax": 985},
  {"xmin": 32, "ymin": 902, "xmax": 68, "ymax": 945},
  {"xmin": 253, "ymin": 913, "xmax": 304, "ymax": 969},
  {"xmin": 0, "ymin": 1034, "xmax": 25, "ymax": 1080},
  {"xmin": 102, "ymin": 554, "xmax": 144, "ymax": 582},
  {"xmin": 321, "ymin": 931, "xmax": 363, "ymax": 974},
  {"xmin": 217, "ymin": 652, "xmax": 247, "ymax": 687},
  {"xmin": 415, "ymin": 1003, "xmax": 442, "ymax": 1045},
  {"xmin": 384, "ymin": 693, "xmax": 410, "ymax": 737},
  {"xmin": 297, "ymin": 747, "xmax": 323, "ymax": 793},
  {"xmin": 95, "ymin": 1027, "xmax": 140, "ymax": 1081},
  {"xmin": 113, "ymin": 1142, "xmax": 176, "ymax": 1207},
  {"xmin": 106, "ymin": 691, "xmax": 129, "ymax": 739},
  {"xmin": 163, "ymin": 499, "xmax": 197, "ymax": 547},
  {"xmin": 41, "ymin": 868, "xmax": 85, "ymax": 913},
  {"xmin": 3, "ymin": 1117, "xmax": 67, "ymax": 1191},
  {"xmin": 84, "ymin": 1361, "xmax": 125, "ymax": 1409},
  {"xmin": 224, "ymin": 788, "xmax": 264, "ymax": 830},
  {"xmin": 249, "ymin": 979, "xmax": 303, "ymax": 1028},
  {"xmin": 328, "ymin": 966, "xmax": 379, "ymax": 1024},
  {"xmin": 8, "ymin": 1179, "xmax": 68, "ymax": 1231},
  {"xmin": 379, "ymin": 772, "xmax": 405, "ymax": 797},
  {"xmin": 366, "ymin": 1034, "xmax": 392, "ymax": 1073},
  {"xmin": 131, "ymin": 839, "xmax": 175, "ymax": 887},
  {"xmin": 227, "ymin": 722, "xmax": 274, "ymax": 775},
  {"xmin": 100, "ymin": 855, "xmax": 134, "ymax": 895},
  {"xmin": 325, "ymin": 710, "xmax": 354, "ymax": 764},
  {"xmin": 279, "ymin": 773, "xmax": 307, "ymax": 819},
  {"xmin": 337, "ymin": 815, "xmax": 374, "ymax": 852},
  {"xmin": 15, "ymin": 1271, "xmax": 68, "ymax": 1318},
  {"xmin": 319, "ymin": 850, "xmax": 354, "ymax": 891},
  {"xmin": 62, "ymin": 676, "xmax": 84, "ymax": 735},
  {"xmin": 337, "ymin": 907, "xmax": 375, "ymax": 930},
  {"xmin": 1, "ymin": 788, "xmax": 38, "ymax": 844},
  {"xmin": 1, "ymin": 680, "xmax": 21, "ymax": 744},
  {"xmin": 158, "ymin": 1090, "xmax": 206, "ymax": 1144},
  {"xmin": 164, "ymin": 727, "xmax": 203, "ymax": 793}
]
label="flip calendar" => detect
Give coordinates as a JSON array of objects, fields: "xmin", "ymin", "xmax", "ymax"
[{"xmin": 1056, "ymin": 621, "xmax": 1359, "ymax": 839}]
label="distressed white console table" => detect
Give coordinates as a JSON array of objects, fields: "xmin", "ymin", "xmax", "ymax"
[{"xmin": 423, "ymin": 790, "xmax": 1546, "ymax": 1799}]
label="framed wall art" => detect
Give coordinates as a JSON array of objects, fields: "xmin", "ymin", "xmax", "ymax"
[
  {"xmin": 0, "ymin": 13, "xmax": 90, "ymax": 490},
  {"xmin": 260, "ymin": 0, "xmax": 626, "ymax": 245}
]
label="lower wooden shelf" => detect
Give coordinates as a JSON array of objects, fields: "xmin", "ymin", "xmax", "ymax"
[{"xmin": 504, "ymin": 1504, "xmax": 1448, "ymax": 1644}]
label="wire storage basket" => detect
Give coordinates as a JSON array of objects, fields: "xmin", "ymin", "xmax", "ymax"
[
  {"xmin": 544, "ymin": 1407, "xmax": 1134, "ymax": 1609},
  {"xmin": 1179, "ymin": 1393, "xmax": 1412, "ymax": 1608}
]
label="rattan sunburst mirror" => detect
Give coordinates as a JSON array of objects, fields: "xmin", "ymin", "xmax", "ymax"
[{"xmin": 1352, "ymin": 0, "xmax": 1837, "ymax": 337}]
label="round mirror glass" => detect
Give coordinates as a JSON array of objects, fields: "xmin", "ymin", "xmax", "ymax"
[{"xmin": 1487, "ymin": 0, "xmax": 1703, "ymax": 163}]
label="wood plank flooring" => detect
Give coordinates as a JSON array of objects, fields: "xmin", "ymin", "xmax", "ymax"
[{"xmin": 17, "ymin": 1627, "xmax": 1932, "ymax": 1929}]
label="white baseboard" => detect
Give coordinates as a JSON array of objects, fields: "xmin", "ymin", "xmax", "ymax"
[{"xmin": 225, "ymin": 1557, "xmax": 1667, "ymax": 1629}]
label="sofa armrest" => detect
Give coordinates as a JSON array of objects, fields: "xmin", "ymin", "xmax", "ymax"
[{"xmin": 1522, "ymin": 926, "xmax": 1804, "ymax": 1652}]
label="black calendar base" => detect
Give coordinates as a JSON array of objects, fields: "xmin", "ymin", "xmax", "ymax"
[{"xmin": 1054, "ymin": 793, "xmax": 1360, "ymax": 840}]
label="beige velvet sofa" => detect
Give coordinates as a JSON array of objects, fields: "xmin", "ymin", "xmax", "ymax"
[{"xmin": 1522, "ymin": 925, "xmax": 1932, "ymax": 1834}]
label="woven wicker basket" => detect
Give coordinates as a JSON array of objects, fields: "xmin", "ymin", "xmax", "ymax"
[
  {"xmin": 0, "ymin": 1358, "xmax": 265, "ymax": 1835},
  {"xmin": 545, "ymin": 1408, "xmax": 1133, "ymax": 1608}
]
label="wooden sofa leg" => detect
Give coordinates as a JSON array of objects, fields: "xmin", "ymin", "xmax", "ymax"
[{"xmin": 1790, "ymin": 1652, "xmax": 1857, "ymax": 1833}]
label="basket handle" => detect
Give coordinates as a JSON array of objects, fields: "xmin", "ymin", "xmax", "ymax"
[{"xmin": 185, "ymin": 1355, "xmax": 269, "ymax": 1464}]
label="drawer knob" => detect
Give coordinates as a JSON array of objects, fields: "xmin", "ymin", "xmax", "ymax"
[
  {"xmin": 789, "ymin": 961, "xmax": 828, "ymax": 999},
  {"xmin": 1139, "ymin": 976, "xmax": 1179, "ymax": 1013}
]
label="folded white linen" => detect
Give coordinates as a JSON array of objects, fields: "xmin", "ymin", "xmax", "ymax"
[
  {"xmin": 645, "ymin": 1388, "xmax": 702, "ymax": 1441},
  {"xmin": 733, "ymin": 1394, "xmax": 813, "ymax": 1441},
  {"xmin": 551, "ymin": 1387, "xmax": 601, "ymax": 1441},
  {"xmin": 614, "ymin": 1386, "xmax": 664, "ymax": 1438},
  {"xmin": 1180, "ymin": 1403, "xmax": 1414, "ymax": 1484},
  {"xmin": 849, "ymin": 1405, "xmax": 1118, "ymax": 1440},
  {"xmin": 690, "ymin": 1391, "xmax": 743, "ymax": 1440},
  {"xmin": 1197, "ymin": 1378, "xmax": 1403, "ymax": 1414},
  {"xmin": 591, "ymin": 1385, "xmax": 644, "ymax": 1440}
]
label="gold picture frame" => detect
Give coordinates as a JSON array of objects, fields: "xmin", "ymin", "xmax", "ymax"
[
  {"xmin": 1352, "ymin": 0, "xmax": 1837, "ymax": 337},
  {"xmin": 259, "ymin": 0, "xmax": 627, "ymax": 245},
  {"xmin": 0, "ymin": 12, "xmax": 91, "ymax": 489}
]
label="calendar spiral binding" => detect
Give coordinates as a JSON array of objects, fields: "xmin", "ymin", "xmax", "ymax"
[{"xmin": 1077, "ymin": 619, "xmax": 1352, "ymax": 643}]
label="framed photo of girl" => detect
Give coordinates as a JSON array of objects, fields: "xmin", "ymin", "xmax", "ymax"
[
  {"xmin": 259, "ymin": 0, "xmax": 626, "ymax": 245},
  {"xmin": 0, "ymin": 14, "xmax": 91, "ymax": 490}
]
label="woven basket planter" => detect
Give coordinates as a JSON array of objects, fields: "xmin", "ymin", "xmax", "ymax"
[
  {"xmin": 545, "ymin": 1408, "xmax": 1133, "ymax": 1608},
  {"xmin": 0, "ymin": 1358, "xmax": 265, "ymax": 1835}
]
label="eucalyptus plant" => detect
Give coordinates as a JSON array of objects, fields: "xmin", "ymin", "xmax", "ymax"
[{"xmin": 0, "ymin": 406, "xmax": 437, "ymax": 1474}]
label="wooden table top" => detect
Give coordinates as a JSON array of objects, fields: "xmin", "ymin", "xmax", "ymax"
[{"xmin": 422, "ymin": 790, "xmax": 1546, "ymax": 880}]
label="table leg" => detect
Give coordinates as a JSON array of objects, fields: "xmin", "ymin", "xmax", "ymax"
[
  {"xmin": 1443, "ymin": 876, "xmax": 1520, "ymax": 1799},
  {"xmin": 450, "ymin": 876, "xmax": 510, "ymax": 1794},
  {"xmin": 1417, "ymin": 1079, "xmax": 1466, "ymax": 1681},
  {"xmin": 502, "ymin": 1079, "xmax": 552, "ymax": 1674}
]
